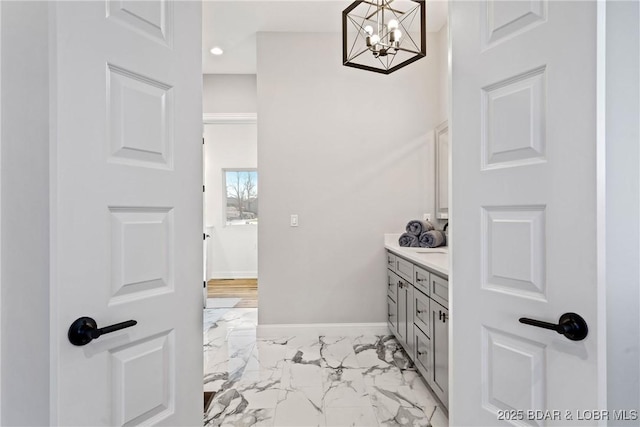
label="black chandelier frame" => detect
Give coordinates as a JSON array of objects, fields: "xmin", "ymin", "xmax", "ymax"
[{"xmin": 342, "ymin": 0, "xmax": 426, "ymax": 75}]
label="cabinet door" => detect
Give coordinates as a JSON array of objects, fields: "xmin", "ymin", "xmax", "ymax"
[
  {"xmin": 396, "ymin": 280, "xmax": 408, "ymax": 347},
  {"xmin": 431, "ymin": 301, "xmax": 449, "ymax": 408},
  {"xmin": 387, "ymin": 296, "xmax": 397, "ymax": 333}
]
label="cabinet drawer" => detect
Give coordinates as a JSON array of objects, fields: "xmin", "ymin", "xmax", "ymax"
[
  {"xmin": 414, "ymin": 266, "xmax": 430, "ymax": 296},
  {"xmin": 413, "ymin": 288, "xmax": 430, "ymax": 337},
  {"xmin": 387, "ymin": 251, "xmax": 396, "ymax": 272},
  {"xmin": 395, "ymin": 256, "xmax": 414, "ymax": 283},
  {"xmin": 387, "ymin": 296, "xmax": 397, "ymax": 333},
  {"xmin": 387, "ymin": 271, "xmax": 398, "ymax": 301},
  {"xmin": 431, "ymin": 274, "xmax": 449, "ymax": 308},
  {"xmin": 414, "ymin": 325, "xmax": 432, "ymax": 380}
]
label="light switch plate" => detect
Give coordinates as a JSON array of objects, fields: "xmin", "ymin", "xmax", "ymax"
[
  {"xmin": 423, "ymin": 213, "xmax": 432, "ymax": 221},
  {"xmin": 290, "ymin": 214, "xmax": 299, "ymax": 227}
]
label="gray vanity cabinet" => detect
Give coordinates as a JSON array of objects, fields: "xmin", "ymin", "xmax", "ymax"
[{"xmin": 386, "ymin": 250, "xmax": 449, "ymax": 410}]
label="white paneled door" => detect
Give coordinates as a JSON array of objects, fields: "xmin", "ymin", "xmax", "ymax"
[
  {"xmin": 451, "ymin": 1, "xmax": 604, "ymax": 425},
  {"xmin": 51, "ymin": 1, "xmax": 202, "ymax": 425}
]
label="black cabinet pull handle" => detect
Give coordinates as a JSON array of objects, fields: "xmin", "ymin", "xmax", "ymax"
[
  {"xmin": 519, "ymin": 312, "xmax": 588, "ymax": 341},
  {"xmin": 68, "ymin": 316, "xmax": 137, "ymax": 346}
]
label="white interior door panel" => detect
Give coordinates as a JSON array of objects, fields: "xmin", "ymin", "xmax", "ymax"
[
  {"xmin": 451, "ymin": 1, "xmax": 604, "ymax": 425},
  {"xmin": 51, "ymin": 1, "xmax": 202, "ymax": 425}
]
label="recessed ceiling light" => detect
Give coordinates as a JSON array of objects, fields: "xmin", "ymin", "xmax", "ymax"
[{"xmin": 210, "ymin": 47, "xmax": 224, "ymax": 56}]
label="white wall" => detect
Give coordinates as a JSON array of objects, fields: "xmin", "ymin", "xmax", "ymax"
[
  {"xmin": 204, "ymin": 123, "xmax": 258, "ymax": 279},
  {"xmin": 0, "ymin": 1, "xmax": 50, "ymax": 424},
  {"xmin": 203, "ymin": 74, "xmax": 257, "ymax": 114},
  {"xmin": 436, "ymin": 23, "xmax": 449, "ymax": 126},
  {"xmin": 606, "ymin": 0, "xmax": 640, "ymax": 422},
  {"xmin": 257, "ymin": 32, "xmax": 442, "ymax": 325}
]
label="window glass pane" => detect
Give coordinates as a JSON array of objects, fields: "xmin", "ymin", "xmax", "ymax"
[{"xmin": 225, "ymin": 170, "xmax": 258, "ymax": 226}]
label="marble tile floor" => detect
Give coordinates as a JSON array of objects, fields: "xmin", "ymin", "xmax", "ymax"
[{"xmin": 204, "ymin": 307, "xmax": 449, "ymax": 427}]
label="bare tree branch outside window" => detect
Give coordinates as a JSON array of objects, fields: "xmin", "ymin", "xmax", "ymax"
[{"xmin": 225, "ymin": 170, "xmax": 258, "ymax": 225}]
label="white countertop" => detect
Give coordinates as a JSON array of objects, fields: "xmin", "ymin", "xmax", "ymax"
[{"xmin": 384, "ymin": 233, "xmax": 449, "ymax": 276}]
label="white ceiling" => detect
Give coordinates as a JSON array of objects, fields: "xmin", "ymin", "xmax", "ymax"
[{"xmin": 202, "ymin": 0, "xmax": 448, "ymax": 74}]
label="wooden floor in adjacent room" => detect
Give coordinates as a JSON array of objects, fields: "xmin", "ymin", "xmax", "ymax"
[{"xmin": 207, "ymin": 278, "xmax": 257, "ymax": 308}]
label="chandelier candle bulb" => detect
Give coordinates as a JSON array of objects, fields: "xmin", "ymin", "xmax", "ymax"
[{"xmin": 391, "ymin": 30, "xmax": 402, "ymax": 47}]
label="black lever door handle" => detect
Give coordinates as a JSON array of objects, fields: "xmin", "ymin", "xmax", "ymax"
[
  {"xmin": 519, "ymin": 312, "xmax": 588, "ymax": 341},
  {"xmin": 68, "ymin": 316, "xmax": 137, "ymax": 346}
]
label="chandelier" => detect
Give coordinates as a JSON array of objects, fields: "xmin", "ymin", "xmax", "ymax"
[{"xmin": 342, "ymin": 0, "xmax": 426, "ymax": 74}]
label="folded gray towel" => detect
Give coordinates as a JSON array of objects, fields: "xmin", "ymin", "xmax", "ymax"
[
  {"xmin": 399, "ymin": 233, "xmax": 420, "ymax": 247},
  {"xmin": 419, "ymin": 230, "xmax": 446, "ymax": 248},
  {"xmin": 406, "ymin": 220, "xmax": 435, "ymax": 236}
]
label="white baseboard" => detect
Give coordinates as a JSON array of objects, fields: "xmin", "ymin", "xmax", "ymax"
[
  {"xmin": 256, "ymin": 322, "xmax": 389, "ymax": 338},
  {"xmin": 208, "ymin": 271, "xmax": 257, "ymax": 280}
]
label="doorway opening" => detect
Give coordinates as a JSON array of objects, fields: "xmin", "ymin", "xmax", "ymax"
[{"xmin": 203, "ymin": 119, "xmax": 259, "ymax": 310}]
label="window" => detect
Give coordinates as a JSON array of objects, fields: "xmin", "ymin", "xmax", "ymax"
[{"xmin": 224, "ymin": 169, "xmax": 258, "ymax": 225}]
